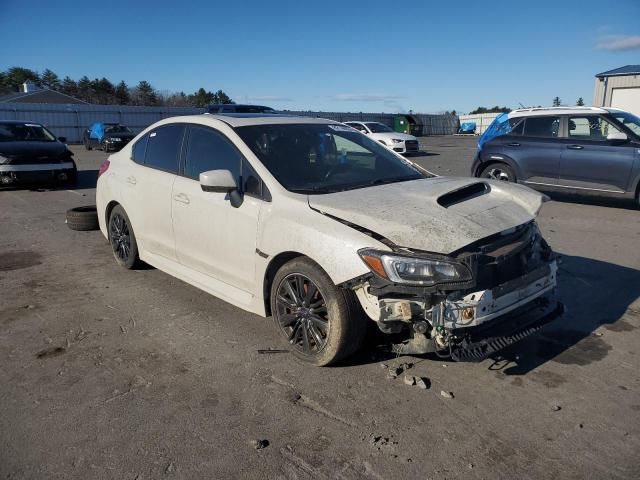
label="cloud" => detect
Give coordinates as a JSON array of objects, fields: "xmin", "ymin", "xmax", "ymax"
[
  {"xmin": 597, "ymin": 35, "xmax": 640, "ymax": 51},
  {"xmin": 246, "ymin": 95, "xmax": 293, "ymax": 102},
  {"xmin": 332, "ymin": 93, "xmax": 405, "ymax": 102}
]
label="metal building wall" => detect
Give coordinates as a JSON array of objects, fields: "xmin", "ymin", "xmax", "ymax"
[
  {"xmin": 285, "ymin": 110, "xmax": 458, "ymax": 136},
  {"xmin": 593, "ymin": 75, "xmax": 640, "ymax": 107},
  {"xmin": 0, "ymin": 103, "xmax": 205, "ymax": 143},
  {"xmin": 0, "ymin": 103, "xmax": 459, "ymax": 141}
]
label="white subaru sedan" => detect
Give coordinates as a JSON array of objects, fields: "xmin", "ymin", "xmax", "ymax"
[{"xmin": 96, "ymin": 114, "xmax": 562, "ymax": 366}]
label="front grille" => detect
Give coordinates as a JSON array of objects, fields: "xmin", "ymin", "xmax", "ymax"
[
  {"xmin": 405, "ymin": 140, "xmax": 419, "ymax": 151},
  {"xmin": 461, "ymin": 225, "xmax": 553, "ymax": 291},
  {"xmin": 8, "ymin": 155, "xmax": 62, "ymax": 165}
]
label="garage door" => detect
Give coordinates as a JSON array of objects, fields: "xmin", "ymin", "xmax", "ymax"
[{"xmin": 611, "ymin": 87, "xmax": 640, "ymax": 116}]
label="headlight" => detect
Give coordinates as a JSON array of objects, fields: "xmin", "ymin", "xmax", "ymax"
[
  {"xmin": 358, "ymin": 249, "xmax": 472, "ymax": 286},
  {"xmin": 0, "ymin": 155, "xmax": 8, "ymax": 164},
  {"xmin": 391, "ymin": 139, "xmax": 404, "ymax": 143}
]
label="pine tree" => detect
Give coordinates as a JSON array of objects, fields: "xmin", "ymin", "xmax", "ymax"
[
  {"xmin": 576, "ymin": 97, "xmax": 584, "ymax": 106},
  {"xmin": 115, "ymin": 81, "xmax": 130, "ymax": 105},
  {"xmin": 552, "ymin": 97, "xmax": 561, "ymax": 107},
  {"xmin": 41, "ymin": 69, "xmax": 61, "ymax": 90}
]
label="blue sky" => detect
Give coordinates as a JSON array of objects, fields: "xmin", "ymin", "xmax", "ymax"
[{"xmin": 1, "ymin": 0, "xmax": 639, "ymax": 113}]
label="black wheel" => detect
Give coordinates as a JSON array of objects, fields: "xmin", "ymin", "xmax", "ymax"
[
  {"xmin": 101, "ymin": 142, "xmax": 109, "ymax": 152},
  {"xmin": 480, "ymin": 163, "xmax": 516, "ymax": 182},
  {"xmin": 66, "ymin": 205, "xmax": 99, "ymax": 231},
  {"xmin": 270, "ymin": 257, "xmax": 366, "ymax": 366},
  {"xmin": 108, "ymin": 205, "xmax": 140, "ymax": 269},
  {"xmin": 84, "ymin": 138, "xmax": 92, "ymax": 151}
]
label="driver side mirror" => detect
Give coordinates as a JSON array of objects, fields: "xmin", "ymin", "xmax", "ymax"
[
  {"xmin": 58, "ymin": 136, "xmax": 67, "ymax": 143},
  {"xmin": 200, "ymin": 169, "xmax": 236, "ymax": 192},
  {"xmin": 607, "ymin": 131, "xmax": 628, "ymax": 144},
  {"xmin": 199, "ymin": 169, "xmax": 243, "ymax": 207}
]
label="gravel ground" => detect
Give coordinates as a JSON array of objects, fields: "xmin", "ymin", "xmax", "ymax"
[{"xmin": 1, "ymin": 139, "xmax": 639, "ymax": 479}]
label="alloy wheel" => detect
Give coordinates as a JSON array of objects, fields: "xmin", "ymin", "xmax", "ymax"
[
  {"xmin": 275, "ymin": 273, "xmax": 329, "ymax": 355},
  {"xmin": 484, "ymin": 167, "xmax": 511, "ymax": 181},
  {"xmin": 109, "ymin": 213, "xmax": 131, "ymax": 261}
]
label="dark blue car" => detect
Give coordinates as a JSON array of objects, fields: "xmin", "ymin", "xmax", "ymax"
[
  {"xmin": 471, "ymin": 107, "xmax": 640, "ymax": 207},
  {"xmin": 82, "ymin": 122, "xmax": 135, "ymax": 152}
]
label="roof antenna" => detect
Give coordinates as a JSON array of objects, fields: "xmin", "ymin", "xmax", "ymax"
[{"xmin": 518, "ymin": 102, "xmax": 525, "ymax": 108}]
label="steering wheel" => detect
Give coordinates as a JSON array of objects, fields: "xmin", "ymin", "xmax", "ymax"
[{"xmin": 324, "ymin": 163, "xmax": 350, "ymax": 181}]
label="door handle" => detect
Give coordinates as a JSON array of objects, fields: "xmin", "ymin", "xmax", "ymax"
[
  {"xmin": 567, "ymin": 145, "xmax": 584, "ymax": 150},
  {"xmin": 173, "ymin": 193, "xmax": 190, "ymax": 204},
  {"xmin": 507, "ymin": 142, "xmax": 520, "ymax": 147},
  {"xmin": 126, "ymin": 176, "xmax": 137, "ymax": 185}
]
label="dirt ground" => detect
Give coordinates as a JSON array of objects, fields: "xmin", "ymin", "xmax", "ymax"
[{"xmin": 1, "ymin": 138, "xmax": 639, "ymax": 479}]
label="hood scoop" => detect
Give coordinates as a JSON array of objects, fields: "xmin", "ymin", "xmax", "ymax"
[{"xmin": 437, "ymin": 182, "xmax": 489, "ymax": 208}]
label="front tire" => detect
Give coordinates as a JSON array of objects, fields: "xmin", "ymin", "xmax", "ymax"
[
  {"xmin": 270, "ymin": 257, "xmax": 366, "ymax": 366},
  {"xmin": 108, "ymin": 205, "xmax": 140, "ymax": 269},
  {"xmin": 481, "ymin": 163, "xmax": 516, "ymax": 182}
]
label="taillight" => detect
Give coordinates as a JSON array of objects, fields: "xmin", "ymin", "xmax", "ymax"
[{"xmin": 98, "ymin": 159, "xmax": 110, "ymax": 178}]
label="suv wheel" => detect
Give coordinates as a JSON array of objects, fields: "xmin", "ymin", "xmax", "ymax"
[
  {"xmin": 270, "ymin": 257, "xmax": 366, "ymax": 366},
  {"xmin": 481, "ymin": 163, "xmax": 516, "ymax": 182}
]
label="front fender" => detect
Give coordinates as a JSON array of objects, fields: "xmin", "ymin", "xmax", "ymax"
[
  {"xmin": 256, "ymin": 197, "xmax": 387, "ymax": 287},
  {"xmin": 478, "ymin": 149, "xmax": 523, "ymax": 180}
]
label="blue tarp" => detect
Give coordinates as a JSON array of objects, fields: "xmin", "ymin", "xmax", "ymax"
[
  {"xmin": 477, "ymin": 113, "xmax": 510, "ymax": 150},
  {"xmin": 459, "ymin": 122, "xmax": 476, "ymax": 133},
  {"xmin": 89, "ymin": 122, "xmax": 105, "ymax": 141}
]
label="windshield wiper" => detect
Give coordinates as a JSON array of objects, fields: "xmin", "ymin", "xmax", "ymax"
[{"xmin": 288, "ymin": 187, "xmax": 337, "ymax": 194}]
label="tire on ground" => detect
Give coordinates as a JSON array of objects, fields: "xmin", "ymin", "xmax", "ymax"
[
  {"xmin": 270, "ymin": 257, "xmax": 367, "ymax": 366},
  {"xmin": 66, "ymin": 205, "xmax": 99, "ymax": 231}
]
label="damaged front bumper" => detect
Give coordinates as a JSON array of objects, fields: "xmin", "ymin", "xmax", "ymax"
[{"xmin": 352, "ymin": 237, "xmax": 562, "ymax": 361}]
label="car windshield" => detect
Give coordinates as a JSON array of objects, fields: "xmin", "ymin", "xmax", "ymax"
[
  {"xmin": 235, "ymin": 123, "xmax": 425, "ymax": 194},
  {"xmin": 365, "ymin": 122, "xmax": 394, "ymax": 133},
  {"xmin": 0, "ymin": 123, "xmax": 56, "ymax": 142},
  {"xmin": 609, "ymin": 111, "xmax": 640, "ymax": 137},
  {"xmin": 105, "ymin": 125, "xmax": 132, "ymax": 133}
]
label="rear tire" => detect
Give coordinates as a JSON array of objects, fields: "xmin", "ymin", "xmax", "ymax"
[
  {"xmin": 66, "ymin": 205, "xmax": 99, "ymax": 231},
  {"xmin": 270, "ymin": 257, "xmax": 366, "ymax": 366},
  {"xmin": 108, "ymin": 205, "xmax": 140, "ymax": 269},
  {"xmin": 480, "ymin": 162, "xmax": 516, "ymax": 182}
]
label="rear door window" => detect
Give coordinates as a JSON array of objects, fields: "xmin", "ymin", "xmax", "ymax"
[
  {"xmin": 144, "ymin": 124, "xmax": 185, "ymax": 173},
  {"xmin": 131, "ymin": 135, "xmax": 148, "ymax": 164},
  {"xmin": 523, "ymin": 116, "xmax": 560, "ymax": 138}
]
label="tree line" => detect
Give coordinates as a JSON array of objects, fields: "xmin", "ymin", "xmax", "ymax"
[{"xmin": 0, "ymin": 66, "xmax": 234, "ymax": 107}]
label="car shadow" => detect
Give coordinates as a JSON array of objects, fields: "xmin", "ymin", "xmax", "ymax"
[
  {"xmin": 490, "ymin": 254, "xmax": 640, "ymax": 375},
  {"xmin": 538, "ymin": 189, "xmax": 638, "ymax": 210},
  {"xmin": 407, "ymin": 151, "xmax": 439, "ymax": 157},
  {"xmin": 338, "ymin": 254, "xmax": 640, "ymax": 371}
]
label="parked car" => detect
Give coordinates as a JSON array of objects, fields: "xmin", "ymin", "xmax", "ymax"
[
  {"xmin": 344, "ymin": 121, "xmax": 419, "ymax": 154},
  {"xmin": 207, "ymin": 104, "xmax": 276, "ymax": 114},
  {"xmin": 83, "ymin": 123, "xmax": 135, "ymax": 152},
  {"xmin": 0, "ymin": 120, "xmax": 76, "ymax": 186},
  {"xmin": 97, "ymin": 114, "xmax": 562, "ymax": 366},
  {"xmin": 471, "ymin": 107, "xmax": 640, "ymax": 207}
]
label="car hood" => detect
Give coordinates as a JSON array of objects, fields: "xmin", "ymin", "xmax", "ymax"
[
  {"xmin": 0, "ymin": 140, "xmax": 69, "ymax": 158},
  {"xmin": 307, "ymin": 177, "xmax": 546, "ymax": 254},
  {"xmin": 370, "ymin": 132, "xmax": 416, "ymax": 141}
]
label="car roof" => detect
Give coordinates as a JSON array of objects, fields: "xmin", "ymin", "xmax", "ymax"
[{"xmin": 509, "ymin": 106, "xmax": 610, "ymax": 118}]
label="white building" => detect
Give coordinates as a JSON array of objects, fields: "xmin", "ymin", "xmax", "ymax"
[{"xmin": 593, "ymin": 65, "xmax": 640, "ymax": 116}]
